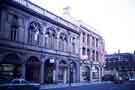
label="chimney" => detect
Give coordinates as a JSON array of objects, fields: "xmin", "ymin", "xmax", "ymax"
[
  {"xmin": 118, "ymin": 49, "xmax": 120, "ymax": 54},
  {"xmin": 63, "ymin": 6, "xmax": 71, "ymax": 16}
]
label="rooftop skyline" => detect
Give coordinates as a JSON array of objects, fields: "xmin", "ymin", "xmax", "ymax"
[{"xmin": 30, "ymin": 0, "xmax": 135, "ymax": 54}]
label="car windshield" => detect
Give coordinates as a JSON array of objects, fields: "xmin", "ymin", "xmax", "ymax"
[{"xmin": 11, "ymin": 79, "xmax": 28, "ymax": 83}]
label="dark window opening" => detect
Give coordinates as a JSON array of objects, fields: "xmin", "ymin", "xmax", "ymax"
[{"xmin": 82, "ymin": 47, "xmax": 86, "ymax": 55}]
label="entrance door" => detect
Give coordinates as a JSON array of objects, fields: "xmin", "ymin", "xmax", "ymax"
[
  {"xmin": 44, "ymin": 59, "xmax": 54, "ymax": 84},
  {"xmin": 83, "ymin": 66, "xmax": 90, "ymax": 82},
  {"xmin": 59, "ymin": 61, "xmax": 68, "ymax": 83},
  {"xmin": 70, "ymin": 62, "xmax": 77, "ymax": 83},
  {"xmin": 25, "ymin": 56, "xmax": 41, "ymax": 82},
  {"xmin": 59, "ymin": 66, "xmax": 68, "ymax": 83}
]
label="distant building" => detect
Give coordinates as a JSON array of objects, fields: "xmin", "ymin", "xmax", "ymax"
[{"xmin": 105, "ymin": 53, "xmax": 135, "ymax": 80}]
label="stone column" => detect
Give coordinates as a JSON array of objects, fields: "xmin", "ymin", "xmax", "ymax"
[
  {"xmin": 94, "ymin": 50, "xmax": 96, "ymax": 61},
  {"xmin": 55, "ymin": 59, "xmax": 59, "ymax": 83},
  {"xmin": 40, "ymin": 58, "xmax": 45, "ymax": 83},
  {"xmin": 90, "ymin": 65, "xmax": 93, "ymax": 81},
  {"xmin": 64, "ymin": 69, "xmax": 67, "ymax": 83},
  {"xmin": 53, "ymin": 69, "xmax": 56, "ymax": 83},
  {"xmin": 89, "ymin": 35, "xmax": 92, "ymax": 48},
  {"xmin": 98, "ymin": 67, "xmax": 101, "ymax": 81},
  {"xmin": 56, "ymin": 33, "xmax": 60, "ymax": 51},
  {"xmin": 67, "ymin": 63, "xmax": 70, "ymax": 83},
  {"xmin": 77, "ymin": 61, "xmax": 80, "ymax": 83},
  {"xmin": 80, "ymin": 65, "xmax": 82, "ymax": 82},
  {"xmin": 52, "ymin": 58, "xmax": 57, "ymax": 84},
  {"xmin": 101, "ymin": 67, "xmax": 104, "ymax": 78}
]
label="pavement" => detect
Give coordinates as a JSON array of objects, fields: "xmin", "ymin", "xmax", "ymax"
[
  {"xmin": 40, "ymin": 81, "xmax": 113, "ymax": 90},
  {"xmin": 40, "ymin": 81, "xmax": 135, "ymax": 90}
]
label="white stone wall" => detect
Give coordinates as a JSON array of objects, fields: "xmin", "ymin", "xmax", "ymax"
[{"xmin": 79, "ymin": 22, "xmax": 105, "ymax": 82}]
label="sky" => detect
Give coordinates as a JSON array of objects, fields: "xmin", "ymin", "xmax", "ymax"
[{"xmin": 30, "ymin": 0, "xmax": 135, "ymax": 54}]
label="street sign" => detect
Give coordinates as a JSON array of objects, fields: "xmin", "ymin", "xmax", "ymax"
[{"xmin": 50, "ymin": 58, "xmax": 55, "ymax": 63}]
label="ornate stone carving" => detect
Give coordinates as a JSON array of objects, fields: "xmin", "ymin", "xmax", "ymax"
[
  {"xmin": 46, "ymin": 26, "xmax": 57, "ymax": 38},
  {"xmin": 29, "ymin": 21, "xmax": 42, "ymax": 33},
  {"xmin": 59, "ymin": 32, "xmax": 68, "ymax": 41}
]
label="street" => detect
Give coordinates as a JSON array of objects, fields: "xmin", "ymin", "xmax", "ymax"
[{"xmin": 41, "ymin": 82, "xmax": 135, "ymax": 90}]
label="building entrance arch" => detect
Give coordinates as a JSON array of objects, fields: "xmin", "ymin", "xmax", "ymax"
[
  {"xmin": 92, "ymin": 66, "xmax": 99, "ymax": 80},
  {"xmin": 83, "ymin": 66, "xmax": 90, "ymax": 82},
  {"xmin": 44, "ymin": 59, "xmax": 55, "ymax": 84},
  {"xmin": 58, "ymin": 60, "xmax": 68, "ymax": 83},
  {"xmin": 0, "ymin": 53, "xmax": 22, "ymax": 82},
  {"xmin": 25, "ymin": 56, "xmax": 41, "ymax": 82},
  {"xmin": 70, "ymin": 62, "xmax": 77, "ymax": 83}
]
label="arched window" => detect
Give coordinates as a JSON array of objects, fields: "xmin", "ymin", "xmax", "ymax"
[
  {"xmin": 0, "ymin": 54, "xmax": 23, "ymax": 82},
  {"xmin": 59, "ymin": 33, "xmax": 68, "ymax": 52},
  {"xmin": 59, "ymin": 34, "xmax": 63, "ymax": 51},
  {"xmin": 10, "ymin": 26, "xmax": 17, "ymax": 41},
  {"xmin": 28, "ymin": 21, "xmax": 42, "ymax": 46},
  {"xmin": 63, "ymin": 34, "xmax": 68, "ymax": 52},
  {"xmin": 87, "ymin": 49, "xmax": 90, "ymax": 59},
  {"xmin": 72, "ymin": 37, "xmax": 76, "ymax": 54},
  {"xmin": 45, "ymin": 27, "xmax": 57, "ymax": 49},
  {"xmin": 10, "ymin": 14, "xmax": 19, "ymax": 41},
  {"xmin": 25, "ymin": 56, "xmax": 41, "ymax": 82}
]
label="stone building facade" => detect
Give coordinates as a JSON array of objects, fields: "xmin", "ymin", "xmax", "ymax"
[
  {"xmin": 105, "ymin": 53, "xmax": 135, "ymax": 80},
  {"xmin": 62, "ymin": 6, "xmax": 105, "ymax": 82},
  {"xmin": 79, "ymin": 23, "xmax": 105, "ymax": 82},
  {"xmin": 0, "ymin": 0, "xmax": 80, "ymax": 84}
]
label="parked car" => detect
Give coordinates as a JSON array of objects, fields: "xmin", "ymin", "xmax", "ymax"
[
  {"xmin": 0, "ymin": 78, "xmax": 40, "ymax": 90},
  {"xmin": 11, "ymin": 78, "xmax": 28, "ymax": 83},
  {"xmin": 101, "ymin": 74, "xmax": 115, "ymax": 81},
  {"xmin": 128, "ymin": 77, "xmax": 135, "ymax": 83}
]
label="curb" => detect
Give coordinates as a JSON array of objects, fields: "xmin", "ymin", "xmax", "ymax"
[{"xmin": 40, "ymin": 81, "xmax": 112, "ymax": 89}]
